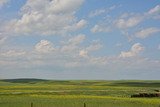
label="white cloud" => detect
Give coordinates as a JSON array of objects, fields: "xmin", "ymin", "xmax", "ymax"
[
  {"xmin": 91, "ymin": 24, "xmax": 110, "ymax": 33},
  {"xmin": 76, "ymin": 19, "xmax": 87, "ymax": 29},
  {"xmin": 0, "ymin": 50, "xmax": 26, "ymax": 57},
  {"xmin": 89, "ymin": 5, "xmax": 116, "ymax": 18},
  {"xmin": 135, "ymin": 27, "xmax": 160, "ymax": 39},
  {"xmin": 0, "ymin": 0, "xmax": 9, "ymax": 8},
  {"xmin": 46, "ymin": 0, "xmax": 84, "ymax": 14},
  {"xmin": 1, "ymin": 1, "xmax": 160, "ymax": 79},
  {"xmin": 115, "ymin": 5, "xmax": 160, "ymax": 30},
  {"xmin": 115, "ymin": 16, "xmax": 143, "ymax": 29},
  {"xmin": 148, "ymin": 5, "xmax": 160, "ymax": 15},
  {"xmin": 68, "ymin": 34, "xmax": 85, "ymax": 45},
  {"xmin": 21, "ymin": 0, "xmax": 84, "ymax": 15},
  {"xmin": 90, "ymin": 4, "xmax": 160, "ymax": 39},
  {"xmin": 145, "ymin": 5, "xmax": 160, "ymax": 19},
  {"xmin": 91, "ymin": 13, "xmax": 144, "ymax": 35},
  {"xmin": 79, "ymin": 40, "xmax": 102, "ymax": 57},
  {"xmin": 89, "ymin": 9, "xmax": 106, "ymax": 17},
  {"xmin": 0, "ymin": 38, "xmax": 160, "ymax": 79},
  {"xmin": 86, "ymin": 40, "xmax": 102, "ymax": 51},
  {"xmin": 61, "ymin": 45, "xmax": 77, "ymax": 52},
  {"xmin": 89, "ymin": 56, "xmax": 108, "ymax": 65},
  {"xmin": 119, "ymin": 43, "xmax": 144, "ymax": 58},
  {"xmin": 35, "ymin": 40, "xmax": 55, "ymax": 53},
  {"xmin": 90, "ymin": 5, "xmax": 160, "ymax": 41},
  {"xmin": 79, "ymin": 50, "xmax": 88, "ymax": 57},
  {"xmin": 61, "ymin": 34, "xmax": 85, "ymax": 52},
  {"xmin": 3, "ymin": 0, "xmax": 85, "ymax": 36}
]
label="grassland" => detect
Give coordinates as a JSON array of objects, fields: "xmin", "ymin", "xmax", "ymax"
[{"xmin": 0, "ymin": 79, "xmax": 160, "ymax": 107}]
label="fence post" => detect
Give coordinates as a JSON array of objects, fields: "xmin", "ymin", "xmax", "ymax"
[
  {"xmin": 31, "ymin": 102, "xmax": 33, "ymax": 107},
  {"xmin": 84, "ymin": 102, "xmax": 86, "ymax": 107}
]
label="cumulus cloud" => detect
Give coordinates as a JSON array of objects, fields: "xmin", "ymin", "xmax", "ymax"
[
  {"xmin": 79, "ymin": 50, "xmax": 88, "ymax": 57},
  {"xmin": 89, "ymin": 5, "xmax": 116, "ymax": 18},
  {"xmin": 91, "ymin": 5, "xmax": 160, "ymax": 41},
  {"xmin": 61, "ymin": 34, "xmax": 85, "ymax": 52},
  {"xmin": 91, "ymin": 13, "xmax": 144, "ymax": 34},
  {"xmin": 0, "ymin": 1, "xmax": 160, "ymax": 79},
  {"xmin": 148, "ymin": 5, "xmax": 160, "ymax": 15},
  {"xmin": 135, "ymin": 27, "xmax": 160, "ymax": 39},
  {"xmin": 35, "ymin": 40, "xmax": 55, "ymax": 53},
  {"xmin": 21, "ymin": 0, "xmax": 84, "ymax": 15},
  {"xmin": 86, "ymin": 40, "xmax": 103, "ymax": 51},
  {"xmin": 76, "ymin": 19, "xmax": 87, "ymax": 29},
  {"xmin": 119, "ymin": 43, "xmax": 144, "ymax": 58},
  {"xmin": 67, "ymin": 34, "xmax": 85, "ymax": 45},
  {"xmin": 114, "ymin": 15, "xmax": 143, "ymax": 29},
  {"xmin": 89, "ymin": 9, "xmax": 106, "ymax": 18},
  {"xmin": 0, "ymin": 37, "xmax": 160, "ymax": 79},
  {"xmin": 2, "ymin": 0, "xmax": 85, "ymax": 36},
  {"xmin": 146, "ymin": 5, "xmax": 160, "ymax": 19},
  {"xmin": 115, "ymin": 5, "xmax": 160, "ymax": 30},
  {"xmin": 91, "ymin": 24, "xmax": 111, "ymax": 33},
  {"xmin": 0, "ymin": 50, "xmax": 26, "ymax": 57}
]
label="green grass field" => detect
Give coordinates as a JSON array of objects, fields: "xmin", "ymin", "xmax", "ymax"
[{"xmin": 0, "ymin": 79, "xmax": 160, "ymax": 107}]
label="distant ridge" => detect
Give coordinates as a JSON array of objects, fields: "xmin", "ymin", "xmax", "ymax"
[{"xmin": 1, "ymin": 78, "xmax": 48, "ymax": 83}]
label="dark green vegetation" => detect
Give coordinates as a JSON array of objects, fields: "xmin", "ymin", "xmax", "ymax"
[{"xmin": 0, "ymin": 79, "xmax": 160, "ymax": 107}]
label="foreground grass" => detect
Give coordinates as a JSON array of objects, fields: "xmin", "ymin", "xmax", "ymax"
[
  {"xmin": 0, "ymin": 79, "xmax": 160, "ymax": 107},
  {"xmin": 0, "ymin": 95, "xmax": 160, "ymax": 107}
]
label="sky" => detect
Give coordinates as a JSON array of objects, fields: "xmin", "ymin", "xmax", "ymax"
[{"xmin": 0, "ymin": 0, "xmax": 160, "ymax": 80}]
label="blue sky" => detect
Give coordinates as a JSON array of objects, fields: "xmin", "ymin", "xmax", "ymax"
[{"xmin": 0, "ymin": 0, "xmax": 160, "ymax": 80}]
